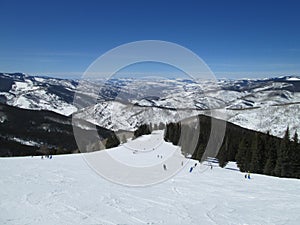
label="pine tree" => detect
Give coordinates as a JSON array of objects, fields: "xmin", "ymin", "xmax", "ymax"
[
  {"xmin": 158, "ymin": 122, "xmax": 165, "ymax": 130},
  {"xmin": 263, "ymin": 136, "xmax": 277, "ymax": 175},
  {"xmin": 134, "ymin": 124, "xmax": 151, "ymax": 138},
  {"xmin": 217, "ymin": 136, "xmax": 228, "ymax": 168},
  {"xmin": 251, "ymin": 134, "xmax": 267, "ymax": 173},
  {"xmin": 291, "ymin": 131, "xmax": 299, "ymax": 177},
  {"xmin": 236, "ymin": 137, "xmax": 248, "ymax": 172},
  {"xmin": 293, "ymin": 140, "xmax": 300, "ymax": 178},
  {"xmin": 275, "ymin": 127, "xmax": 290, "ymax": 177},
  {"xmin": 250, "ymin": 133, "xmax": 259, "ymax": 172},
  {"xmin": 293, "ymin": 131, "xmax": 298, "ymax": 144},
  {"xmin": 105, "ymin": 135, "xmax": 120, "ymax": 149},
  {"xmin": 281, "ymin": 127, "xmax": 293, "ymax": 177}
]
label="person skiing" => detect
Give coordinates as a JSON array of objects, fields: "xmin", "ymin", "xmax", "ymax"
[
  {"xmin": 163, "ymin": 164, "xmax": 167, "ymax": 171},
  {"xmin": 189, "ymin": 166, "xmax": 194, "ymax": 173},
  {"xmin": 247, "ymin": 171, "xmax": 251, "ymax": 179}
]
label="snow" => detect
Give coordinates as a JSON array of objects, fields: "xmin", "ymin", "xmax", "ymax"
[
  {"xmin": 0, "ymin": 132, "xmax": 299, "ymax": 225},
  {"xmin": 223, "ymin": 103, "xmax": 300, "ymax": 138},
  {"xmin": 82, "ymin": 131, "xmax": 187, "ymax": 186},
  {"xmin": 34, "ymin": 77, "xmax": 45, "ymax": 83},
  {"xmin": 287, "ymin": 77, "xmax": 300, "ymax": 81},
  {"xmin": 14, "ymin": 95, "xmax": 32, "ymax": 108},
  {"xmin": 107, "ymin": 131, "xmax": 180, "ymax": 167},
  {"xmin": 11, "ymin": 137, "xmax": 40, "ymax": 146},
  {"xmin": 13, "ymin": 81, "xmax": 31, "ymax": 91},
  {"xmin": 3, "ymin": 73, "xmax": 300, "ymax": 138}
]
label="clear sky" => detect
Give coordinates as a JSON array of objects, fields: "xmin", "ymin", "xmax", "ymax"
[{"xmin": 1, "ymin": 0, "xmax": 300, "ymax": 79}]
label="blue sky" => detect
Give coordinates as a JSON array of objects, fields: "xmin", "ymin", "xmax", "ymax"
[{"xmin": 0, "ymin": 0, "xmax": 300, "ymax": 79}]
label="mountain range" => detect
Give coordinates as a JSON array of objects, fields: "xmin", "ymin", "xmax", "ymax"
[{"xmin": 1, "ymin": 72, "xmax": 300, "ymax": 139}]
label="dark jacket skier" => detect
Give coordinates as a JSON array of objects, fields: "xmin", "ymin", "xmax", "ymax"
[{"xmin": 163, "ymin": 164, "xmax": 167, "ymax": 171}]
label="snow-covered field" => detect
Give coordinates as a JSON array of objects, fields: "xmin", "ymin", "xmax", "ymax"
[{"xmin": 1, "ymin": 132, "xmax": 300, "ymax": 225}]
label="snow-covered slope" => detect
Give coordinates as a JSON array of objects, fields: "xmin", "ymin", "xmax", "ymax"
[{"xmin": 1, "ymin": 132, "xmax": 299, "ymax": 224}]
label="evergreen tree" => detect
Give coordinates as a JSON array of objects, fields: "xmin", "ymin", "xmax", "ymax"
[
  {"xmin": 281, "ymin": 127, "xmax": 294, "ymax": 177},
  {"xmin": 250, "ymin": 133, "xmax": 259, "ymax": 172},
  {"xmin": 227, "ymin": 131, "xmax": 238, "ymax": 161},
  {"xmin": 291, "ymin": 131, "xmax": 299, "ymax": 177},
  {"xmin": 217, "ymin": 136, "xmax": 228, "ymax": 168},
  {"xmin": 293, "ymin": 131, "xmax": 298, "ymax": 144},
  {"xmin": 158, "ymin": 122, "xmax": 165, "ymax": 130},
  {"xmin": 263, "ymin": 136, "xmax": 278, "ymax": 175},
  {"xmin": 105, "ymin": 135, "xmax": 120, "ymax": 149},
  {"xmin": 164, "ymin": 116, "xmax": 299, "ymax": 178},
  {"xmin": 275, "ymin": 127, "xmax": 290, "ymax": 177},
  {"xmin": 236, "ymin": 137, "xmax": 249, "ymax": 172},
  {"xmin": 251, "ymin": 134, "xmax": 266, "ymax": 173},
  {"xmin": 134, "ymin": 124, "xmax": 151, "ymax": 138},
  {"xmin": 293, "ymin": 140, "xmax": 300, "ymax": 178}
]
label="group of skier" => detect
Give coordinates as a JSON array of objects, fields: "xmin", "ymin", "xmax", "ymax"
[
  {"xmin": 161, "ymin": 159, "xmax": 252, "ymax": 180},
  {"xmin": 41, "ymin": 155, "xmax": 52, "ymax": 159},
  {"xmin": 245, "ymin": 171, "xmax": 251, "ymax": 179},
  {"xmin": 162, "ymin": 161, "xmax": 214, "ymax": 172},
  {"xmin": 189, "ymin": 163, "xmax": 198, "ymax": 173}
]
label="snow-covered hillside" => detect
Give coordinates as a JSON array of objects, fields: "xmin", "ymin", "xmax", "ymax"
[
  {"xmin": 1, "ymin": 132, "xmax": 299, "ymax": 225},
  {"xmin": 2, "ymin": 72, "xmax": 300, "ymax": 137},
  {"xmin": 0, "ymin": 73, "xmax": 78, "ymax": 115}
]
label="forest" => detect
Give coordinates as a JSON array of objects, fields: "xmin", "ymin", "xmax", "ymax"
[{"xmin": 163, "ymin": 115, "xmax": 300, "ymax": 179}]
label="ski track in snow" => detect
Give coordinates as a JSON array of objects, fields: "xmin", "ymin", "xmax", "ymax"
[{"xmin": 0, "ymin": 133, "xmax": 300, "ymax": 225}]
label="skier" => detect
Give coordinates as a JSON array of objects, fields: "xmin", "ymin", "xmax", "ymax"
[
  {"xmin": 210, "ymin": 164, "xmax": 213, "ymax": 170},
  {"xmin": 49, "ymin": 155, "xmax": 52, "ymax": 159},
  {"xmin": 163, "ymin": 164, "xmax": 167, "ymax": 171},
  {"xmin": 247, "ymin": 171, "xmax": 251, "ymax": 179},
  {"xmin": 194, "ymin": 163, "xmax": 197, "ymax": 167},
  {"xmin": 189, "ymin": 166, "xmax": 194, "ymax": 173}
]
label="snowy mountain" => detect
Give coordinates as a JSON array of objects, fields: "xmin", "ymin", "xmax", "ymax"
[
  {"xmin": 1, "ymin": 131, "xmax": 299, "ymax": 224},
  {"xmin": 0, "ymin": 73, "xmax": 78, "ymax": 115},
  {"xmin": 0, "ymin": 103, "xmax": 118, "ymax": 157},
  {"xmin": 1, "ymin": 72, "xmax": 300, "ymax": 137}
]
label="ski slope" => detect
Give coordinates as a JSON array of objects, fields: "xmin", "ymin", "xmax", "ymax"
[{"xmin": 1, "ymin": 133, "xmax": 300, "ymax": 225}]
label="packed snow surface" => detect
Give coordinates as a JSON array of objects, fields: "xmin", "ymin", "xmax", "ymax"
[{"xmin": 1, "ymin": 132, "xmax": 299, "ymax": 225}]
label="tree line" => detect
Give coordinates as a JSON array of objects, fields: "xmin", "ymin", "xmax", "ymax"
[{"xmin": 164, "ymin": 115, "xmax": 300, "ymax": 179}]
